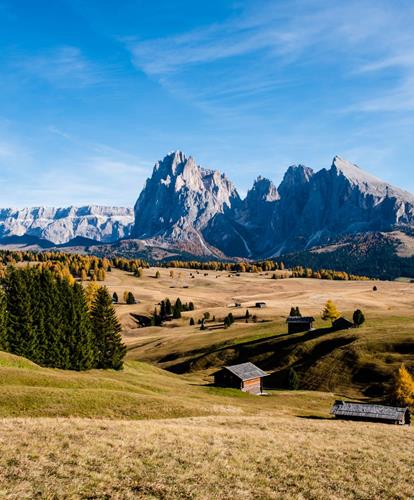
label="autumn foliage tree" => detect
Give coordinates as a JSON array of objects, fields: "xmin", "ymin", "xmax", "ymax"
[
  {"xmin": 394, "ymin": 364, "xmax": 414, "ymax": 406},
  {"xmin": 321, "ymin": 299, "xmax": 341, "ymax": 324}
]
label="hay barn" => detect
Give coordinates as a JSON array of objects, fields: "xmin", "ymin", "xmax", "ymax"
[
  {"xmin": 331, "ymin": 401, "xmax": 410, "ymax": 425},
  {"xmin": 214, "ymin": 362, "xmax": 268, "ymax": 395}
]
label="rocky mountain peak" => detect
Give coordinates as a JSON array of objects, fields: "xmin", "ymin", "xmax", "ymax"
[
  {"xmin": 277, "ymin": 164, "xmax": 314, "ymax": 198},
  {"xmin": 131, "ymin": 152, "xmax": 240, "ymax": 249},
  {"xmin": 246, "ymin": 177, "xmax": 279, "ymax": 203}
]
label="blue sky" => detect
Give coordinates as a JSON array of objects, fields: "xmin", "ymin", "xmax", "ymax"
[{"xmin": 0, "ymin": 0, "xmax": 413, "ymax": 207}]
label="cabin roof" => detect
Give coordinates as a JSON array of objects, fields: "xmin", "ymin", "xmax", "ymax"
[
  {"xmin": 287, "ymin": 316, "xmax": 315, "ymax": 323},
  {"xmin": 331, "ymin": 400, "xmax": 409, "ymax": 421},
  {"xmin": 333, "ymin": 317, "xmax": 354, "ymax": 326},
  {"xmin": 223, "ymin": 362, "xmax": 268, "ymax": 381}
]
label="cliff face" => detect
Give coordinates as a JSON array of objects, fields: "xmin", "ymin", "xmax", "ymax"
[
  {"xmin": 131, "ymin": 153, "xmax": 414, "ymax": 258},
  {"xmin": 131, "ymin": 151, "xmax": 241, "ymax": 255}
]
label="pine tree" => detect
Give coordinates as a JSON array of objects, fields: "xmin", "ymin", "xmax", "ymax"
[
  {"xmin": 155, "ymin": 270, "xmax": 161, "ymax": 279},
  {"xmin": 0, "ymin": 287, "xmax": 8, "ymax": 350},
  {"xmin": 165, "ymin": 298, "xmax": 172, "ymax": 316},
  {"xmin": 66, "ymin": 283, "xmax": 96, "ymax": 370},
  {"xmin": 173, "ymin": 298, "xmax": 182, "ymax": 319},
  {"xmin": 112, "ymin": 292, "xmax": 118, "ymax": 304},
  {"xmin": 189, "ymin": 317, "xmax": 195, "ymax": 326},
  {"xmin": 322, "ymin": 300, "xmax": 341, "ymax": 324},
  {"xmin": 3, "ymin": 267, "xmax": 37, "ymax": 360},
  {"xmin": 394, "ymin": 364, "xmax": 414, "ymax": 406},
  {"xmin": 90, "ymin": 287, "xmax": 126, "ymax": 370},
  {"xmin": 126, "ymin": 291, "xmax": 136, "ymax": 304},
  {"xmin": 353, "ymin": 309, "xmax": 365, "ymax": 327}
]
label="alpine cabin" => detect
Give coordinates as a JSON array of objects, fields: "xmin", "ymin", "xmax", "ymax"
[
  {"xmin": 331, "ymin": 401, "xmax": 410, "ymax": 425},
  {"xmin": 287, "ymin": 316, "xmax": 315, "ymax": 334},
  {"xmin": 214, "ymin": 362, "xmax": 268, "ymax": 395},
  {"xmin": 332, "ymin": 317, "xmax": 354, "ymax": 331}
]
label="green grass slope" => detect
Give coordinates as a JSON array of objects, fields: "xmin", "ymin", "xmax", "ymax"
[
  {"xmin": 0, "ymin": 351, "xmax": 334, "ymax": 419},
  {"xmin": 131, "ymin": 315, "xmax": 414, "ymax": 400}
]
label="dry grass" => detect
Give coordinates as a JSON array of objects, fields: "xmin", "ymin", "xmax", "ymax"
[
  {"xmin": 0, "ymin": 415, "xmax": 412, "ymax": 499},
  {"xmin": 1, "ymin": 270, "xmax": 414, "ymax": 498}
]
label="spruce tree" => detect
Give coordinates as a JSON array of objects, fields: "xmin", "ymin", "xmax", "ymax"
[
  {"xmin": 112, "ymin": 292, "xmax": 118, "ymax": 304},
  {"xmin": 3, "ymin": 268, "xmax": 37, "ymax": 360},
  {"xmin": 90, "ymin": 286, "xmax": 126, "ymax": 370},
  {"xmin": 353, "ymin": 309, "xmax": 365, "ymax": 327},
  {"xmin": 0, "ymin": 287, "xmax": 8, "ymax": 350},
  {"xmin": 67, "ymin": 283, "xmax": 96, "ymax": 370}
]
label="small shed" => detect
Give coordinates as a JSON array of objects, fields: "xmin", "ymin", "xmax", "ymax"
[
  {"xmin": 255, "ymin": 302, "xmax": 267, "ymax": 308},
  {"xmin": 333, "ymin": 317, "xmax": 354, "ymax": 331},
  {"xmin": 287, "ymin": 316, "xmax": 315, "ymax": 334},
  {"xmin": 214, "ymin": 362, "xmax": 268, "ymax": 395},
  {"xmin": 331, "ymin": 400, "xmax": 410, "ymax": 425}
]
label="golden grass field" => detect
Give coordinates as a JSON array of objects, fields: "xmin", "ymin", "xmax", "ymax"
[{"xmin": 1, "ymin": 267, "xmax": 414, "ymax": 498}]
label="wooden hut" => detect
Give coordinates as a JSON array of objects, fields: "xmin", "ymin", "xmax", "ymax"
[
  {"xmin": 332, "ymin": 317, "xmax": 354, "ymax": 331},
  {"xmin": 286, "ymin": 316, "xmax": 315, "ymax": 334},
  {"xmin": 331, "ymin": 400, "xmax": 410, "ymax": 425},
  {"xmin": 214, "ymin": 362, "xmax": 268, "ymax": 395}
]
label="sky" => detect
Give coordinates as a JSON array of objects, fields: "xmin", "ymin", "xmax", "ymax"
[{"xmin": 0, "ymin": 0, "xmax": 414, "ymax": 207}]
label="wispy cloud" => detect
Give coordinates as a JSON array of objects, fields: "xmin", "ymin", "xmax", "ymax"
[
  {"xmin": 125, "ymin": 1, "xmax": 414, "ymax": 118},
  {"xmin": 16, "ymin": 46, "xmax": 104, "ymax": 88}
]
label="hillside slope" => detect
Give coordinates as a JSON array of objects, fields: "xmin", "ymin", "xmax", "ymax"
[
  {"xmin": 127, "ymin": 316, "xmax": 414, "ymax": 401},
  {"xmin": 0, "ymin": 351, "xmax": 332, "ymax": 419}
]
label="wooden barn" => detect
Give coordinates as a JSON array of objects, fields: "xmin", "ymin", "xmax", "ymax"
[
  {"xmin": 331, "ymin": 400, "xmax": 410, "ymax": 425},
  {"xmin": 287, "ymin": 316, "xmax": 315, "ymax": 334},
  {"xmin": 214, "ymin": 362, "xmax": 268, "ymax": 395}
]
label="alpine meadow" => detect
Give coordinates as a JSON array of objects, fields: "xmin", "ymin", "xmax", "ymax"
[{"xmin": 1, "ymin": 1, "xmax": 414, "ymax": 499}]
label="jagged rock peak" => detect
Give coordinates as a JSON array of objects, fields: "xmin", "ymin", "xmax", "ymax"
[
  {"xmin": 246, "ymin": 176, "xmax": 279, "ymax": 202},
  {"xmin": 277, "ymin": 164, "xmax": 314, "ymax": 197},
  {"xmin": 329, "ymin": 155, "xmax": 414, "ymax": 201},
  {"xmin": 132, "ymin": 151, "xmax": 240, "ymax": 242}
]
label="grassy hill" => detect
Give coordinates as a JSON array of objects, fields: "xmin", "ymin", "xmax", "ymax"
[
  {"xmin": 127, "ymin": 315, "xmax": 414, "ymax": 401},
  {"xmin": 0, "ymin": 351, "xmax": 413, "ymax": 498},
  {"xmin": 1, "ymin": 340, "xmax": 414, "ymax": 498},
  {"xmin": 0, "ymin": 350, "xmax": 334, "ymax": 420}
]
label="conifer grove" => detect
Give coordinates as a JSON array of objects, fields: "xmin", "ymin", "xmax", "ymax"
[{"xmin": 0, "ymin": 267, "xmax": 125, "ymax": 371}]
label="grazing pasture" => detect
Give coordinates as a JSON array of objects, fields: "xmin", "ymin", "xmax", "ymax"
[{"xmin": 1, "ymin": 266, "xmax": 414, "ymax": 498}]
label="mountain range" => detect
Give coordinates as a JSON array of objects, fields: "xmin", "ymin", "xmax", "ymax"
[
  {"xmin": 2, "ymin": 150, "xmax": 414, "ymax": 277},
  {"xmin": 130, "ymin": 151, "xmax": 414, "ymax": 260}
]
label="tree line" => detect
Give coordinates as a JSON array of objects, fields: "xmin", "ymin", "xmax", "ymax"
[{"xmin": 0, "ymin": 267, "xmax": 125, "ymax": 371}]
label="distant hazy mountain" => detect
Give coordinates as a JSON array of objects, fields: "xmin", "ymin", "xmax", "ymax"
[
  {"xmin": 131, "ymin": 152, "xmax": 414, "ymax": 259},
  {"xmin": 0, "ymin": 206, "xmax": 134, "ymax": 245}
]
